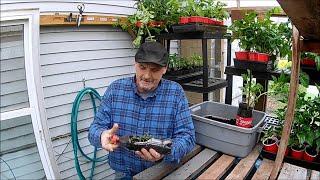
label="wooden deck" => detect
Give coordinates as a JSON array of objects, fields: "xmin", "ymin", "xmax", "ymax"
[{"xmin": 133, "ymin": 145, "xmax": 320, "ymax": 180}]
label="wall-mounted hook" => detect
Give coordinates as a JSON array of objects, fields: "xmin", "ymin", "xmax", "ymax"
[{"xmin": 76, "ymin": 3, "xmax": 85, "ymax": 28}]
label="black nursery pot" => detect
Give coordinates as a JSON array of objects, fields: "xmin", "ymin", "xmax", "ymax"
[{"xmin": 236, "ymin": 102, "xmax": 253, "ymax": 128}]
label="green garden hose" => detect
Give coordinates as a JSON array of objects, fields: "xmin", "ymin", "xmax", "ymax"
[{"xmin": 71, "ymin": 87, "xmax": 108, "ymax": 180}]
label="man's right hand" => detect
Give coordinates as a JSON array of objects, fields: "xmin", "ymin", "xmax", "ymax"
[{"xmin": 100, "ymin": 123, "xmax": 119, "ymax": 152}]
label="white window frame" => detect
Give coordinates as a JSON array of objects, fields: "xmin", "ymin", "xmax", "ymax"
[{"xmin": 1, "ymin": 9, "xmax": 60, "ymax": 179}]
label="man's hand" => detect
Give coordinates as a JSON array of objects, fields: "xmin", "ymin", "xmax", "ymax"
[
  {"xmin": 135, "ymin": 148, "xmax": 164, "ymax": 162},
  {"xmin": 100, "ymin": 123, "xmax": 119, "ymax": 152}
]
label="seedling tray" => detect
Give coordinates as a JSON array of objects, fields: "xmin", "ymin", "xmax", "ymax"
[
  {"xmin": 234, "ymin": 59, "xmax": 274, "ymax": 72},
  {"xmin": 164, "ymin": 71, "xmax": 202, "ymax": 83},
  {"xmin": 261, "ymin": 149, "xmax": 320, "ymax": 171},
  {"xmin": 121, "ymin": 136, "xmax": 172, "ymax": 155}
]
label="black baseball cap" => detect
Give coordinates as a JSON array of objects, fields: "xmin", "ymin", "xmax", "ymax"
[{"xmin": 135, "ymin": 41, "xmax": 168, "ymax": 67}]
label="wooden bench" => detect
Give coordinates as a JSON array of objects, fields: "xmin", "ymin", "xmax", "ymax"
[{"xmin": 133, "ymin": 145, "xmax": 320, "ymax": 180}]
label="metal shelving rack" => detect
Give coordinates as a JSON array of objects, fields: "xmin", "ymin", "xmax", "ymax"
[{"xmin": 157, "ymin": 24, "xmax": 232, "ymax": 101}]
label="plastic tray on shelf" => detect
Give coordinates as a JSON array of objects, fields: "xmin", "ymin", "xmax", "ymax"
[{"xmin": 181, "ymin": 78, "xmax": 228, "ymax": 93}]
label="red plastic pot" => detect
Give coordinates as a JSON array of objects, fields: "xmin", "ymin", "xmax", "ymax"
[
  {"xmin": 235, "ymin": 51, "xmax": 249, "ymax": 60},
  {"xmin": 290, "ymin": 146, "xmax": 305, "ymax": 160},
  {"xmin": 256, "ymin": 53, "xmax": 270, "ymax": 63},
  {"xmin": 248, "ymin": 52, "xmax": 258, "ymax": 61},
  {"xmin": 202, "ymin": 17, "xmax": 209, "ymax": 24},
  {"xmin": 179, "ymin": 17, "xmax": 189, "ymax": 24},
  {"xmin": 216, "ymin": 20, "xmax": 223, "ymax": 25},
  {"xmin": 136, "ymin": 21, "xmax": 143, "ymax": 28},
  {"xmin": 263, "ymin": 137, "xmax": 278, "ymax": 153},
  {"xmin": 303, "ymin": 147, "xmax": 318, "ymax": 162},
  {"xmin": 189, "ymin": 16, "xmax": 203, "ymax": 23},
  {"xmin": 301, "ymin": 58, "xmax": 316, "ymax": 66}
]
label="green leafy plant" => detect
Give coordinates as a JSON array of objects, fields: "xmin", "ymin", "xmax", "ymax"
[{"xmin": 301, "ymin": 52, "xmax": 320, "ymax": 71}]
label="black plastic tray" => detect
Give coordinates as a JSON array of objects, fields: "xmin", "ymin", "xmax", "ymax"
[
  {"xmin": 172, "ymin": 23, "xmax": 227, "ymax": 33},
  {"xmin": 261, "ymin": 149, "xmax": 320, "ymax": 171},
  {"xmin": 234, "ymin": 59, "xmax": 274, "ymax": 72},
  {"xmin": 164, "ymin": 71, "xmax": 202, "ymax": 83},
  {"xmin": 181, "ymin": 77, "xmax": 228, "ymax": 93},
  {"xmin": 301, "ymin": 65, "xmax": 320, "ymax": 85}
]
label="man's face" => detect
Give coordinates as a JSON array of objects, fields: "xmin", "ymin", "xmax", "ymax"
[{"xmin": 135, "ymin": 62, "xmax": 167, "ymax": 93}]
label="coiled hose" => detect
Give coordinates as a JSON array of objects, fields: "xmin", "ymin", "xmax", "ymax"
[{"xmin": 71, "ymin": 87, "xmax": 108, "ymax": 180}]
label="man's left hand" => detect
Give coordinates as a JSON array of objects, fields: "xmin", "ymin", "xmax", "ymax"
[{"xmin": 135, "ymin": 148, "xmax": 164, "ymax": 162}]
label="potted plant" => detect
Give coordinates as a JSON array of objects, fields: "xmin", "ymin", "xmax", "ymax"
[
  {"xmin": 301, "ymin": 52, "xmax": 320, "ymax": 71},
  {"xmin": 237, "ymin": 70, "xmax": 264, "ymax": 128},
  {"xmin": 261, "ymin": 127, "xmax": 279, "ymax": 153}
]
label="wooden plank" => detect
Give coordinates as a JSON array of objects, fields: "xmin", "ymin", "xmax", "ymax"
[
  {"xmin": 270, "ymin": 25, "xmax": 301, "ymax": 180},
  {"xmin": 198, "ymin": 154, "xmax": 235, "ymax": 180},
  {"xmin": 133, "ymin": 145, "xmax": 202, "ymax": 180},
  {"xmin": 252, "ymin": 159, "xmax": 274, "ymax": 180},
  {"xmin": 310, "ymin": 170, "xmax": 320, "ymax": 180},
  {"xmin": 40, "ymin": 15, "xmax": 127, "ymax": 26},
  {"xmin": 278, "ymin": 163, "xmax": 308, "ymax": 180},
  {"xmin": 163, "ymin": 148, "xmax": 219, "ymax": 180},
  {"xmin": 226, "ymin": 145, "xmax": 261, "ymax": 180}
]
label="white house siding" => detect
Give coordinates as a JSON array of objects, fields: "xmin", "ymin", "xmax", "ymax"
[
  {"xmin": 40, "ymin": 25, "xmax": 136, "ymax": 179},
  {"xmin": 1, "ymin": 1, "xmax": 179, "ymax": 179}
]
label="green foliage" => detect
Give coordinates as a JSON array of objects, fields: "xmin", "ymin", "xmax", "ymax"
[
  {"xmin": 167, "ymin": 53, "xmax": 203, "ymax": 71},
  {"xmin": 229, "ymin": 9, "xmax": 292, "ymax": 59},
  {"xmin": 240, "ymin": 70, "xmax": 264, "ymax": 108}
]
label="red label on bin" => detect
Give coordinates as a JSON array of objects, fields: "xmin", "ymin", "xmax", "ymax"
[{"xmin": 236, "ymin": 115, "xmax": 253, "ymax": 128}]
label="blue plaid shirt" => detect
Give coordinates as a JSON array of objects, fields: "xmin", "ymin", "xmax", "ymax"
[{"xmin": 88, "ymin": 76, "xmax": 195, "ymax": 176}]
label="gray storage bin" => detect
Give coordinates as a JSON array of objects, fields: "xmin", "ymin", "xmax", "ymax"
[{"xmin": 190, "ymin": 101, "xmax": 266, "ymax": 157}]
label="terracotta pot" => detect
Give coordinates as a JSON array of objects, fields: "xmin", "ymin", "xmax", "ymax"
[
  {"xmin": 301, "ymin": 58, "xmax": 316, "ymax": 66},
  {"xmin": 248, "ymin": 52, "xmax": 258, "ymax": 61},
  {"xmin": 256, "ymin": 53, "xmax": 270, "ymax": 62},
  {"xmin": 235, "ymin": 51, "xmax": 249, "ymax": 60},
  {"xmin": 179, "ymin": 17, "xmax": 189, "ymax": 24},
  {"xmin": 263, "ymin": 137, "xmax": 278, "ymax": 153},
  {"xmin": 303, "ymin": 147, "xmax": 318, "ymax": 162},
  {"xmin": 290, "ymin": 146, "xmax": 305, "ymax": 160}
]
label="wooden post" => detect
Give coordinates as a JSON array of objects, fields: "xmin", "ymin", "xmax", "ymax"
[{"xmin": 269, "ymin": 25, "xmax": 301, "ymax": 179}]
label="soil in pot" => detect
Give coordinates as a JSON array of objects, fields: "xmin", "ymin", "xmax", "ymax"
[
  {"xmin": 303, "ymin": 147, "xmax": 318, "ymax": 162},
  {"xmin": 204, "ymin": 115, "xmax": 236, "ymax": 125},
  {"xmin": 236, "ymin": 102, "xmax": 253, "ymax": 128},
  {"xmin": 263, "ymin": 138, "xmax": 278, "ymax": 153},
  {"xmin": 291, "ymin": 145, "xmax": 305, "ymax": 160}
]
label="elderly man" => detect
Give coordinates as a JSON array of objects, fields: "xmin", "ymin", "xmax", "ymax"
[{"xmin": 88, "ymin": 41, "xmax": 195, "ymax": 179}]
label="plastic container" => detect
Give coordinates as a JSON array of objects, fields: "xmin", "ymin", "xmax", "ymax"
[{"xmin": 190, "ymin": 101, "xmax": 266, "ymax": 157}]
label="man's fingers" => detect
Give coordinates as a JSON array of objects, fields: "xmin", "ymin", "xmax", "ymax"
[
  {"xmin": 105, "ymin": 144, "xmax": 119, "ymax": 152},
  {"xmin": 135, "ymin": 151, "xmax": 147, "ymax": 160},
  {"xmin": 141, "ymin": 148, "xmax": 153, "ymax": 160},
  {"xmin": 109, "ymin": 123, "xmax": 119, "ymax": 134},
  {"xmin": 149, "ymin": 148, "xmax": 161, "ymax": 159}
]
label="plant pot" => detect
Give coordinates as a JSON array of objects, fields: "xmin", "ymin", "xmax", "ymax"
[
  {"xmin": 179, "ymin": 17, "xmax": 189, "ymax": 24},
  {"xmin": 256, "ymin": 53, "xmax": 270, "ymax": 63},
  {"xmin": 189, "ymin": 16, "xmax": 203, "ymax": 23},
  {"xmin": 303, "ymin": 147, "xmax": 318, "ymax": 162},
  {"xmin": 235, "ymin": 102, "xmax": 253, "ymax": 128},
  {"xmin": 216, "ymin": 20, "xmax": 223, "ymax": 25},
  {"xmin": 291, "ymin": 146, "xmax": 305, "ymax": 160},
  {"xmin": 263, "ymin": 137, "xmax": 278, "ymax": 153},
  {"xmin": 136, "ymin": 21, "xmax": 143, "ymax": 28},
  {"xmin": 301, "ymin": 58, "xmax": 316, "ymax": 67},
  {"xmin": 248, "ymin": 52, "xmax": 258, "ymax": 61},
  {"xmin": 235, "ymin": 51, "xmax": 249, "ymax": 60}
]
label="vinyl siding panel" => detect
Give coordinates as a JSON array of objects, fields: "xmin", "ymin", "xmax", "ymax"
[{"xmin": 40, "ymin": 25, "xmax": 135, "ymax": 179}]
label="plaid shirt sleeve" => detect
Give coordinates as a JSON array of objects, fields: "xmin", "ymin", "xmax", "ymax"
[
  {"xmin": 164, "ymin": 89, "xmax": 196, "ymax": 163},
  {"xmin": 88, "ymin": 85, "xmax": 113, "ymax": 148}
]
